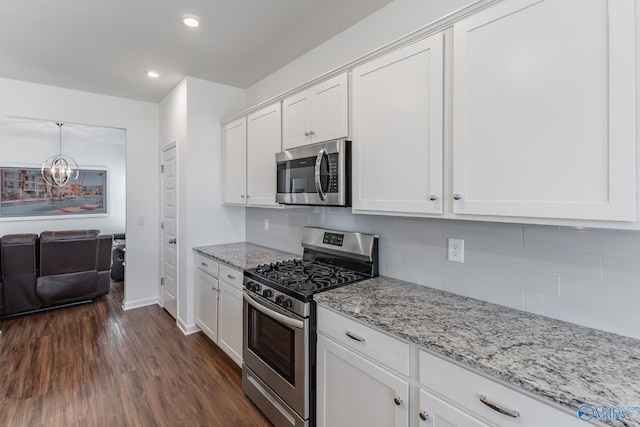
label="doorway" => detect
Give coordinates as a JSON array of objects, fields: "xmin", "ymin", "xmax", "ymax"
[{"xmin": 161, "ymin": 144, "xmax": 178, "ymax": 319}]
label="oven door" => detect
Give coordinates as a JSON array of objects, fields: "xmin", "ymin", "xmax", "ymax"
[{"xmin": 243, "ymin": 291, "xmax": 309, "ymax": 420}]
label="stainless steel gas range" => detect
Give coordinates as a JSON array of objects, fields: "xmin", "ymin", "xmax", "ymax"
[{"xmin": 242, "ymin": 227, "xmax": 379, "ymax": 427}]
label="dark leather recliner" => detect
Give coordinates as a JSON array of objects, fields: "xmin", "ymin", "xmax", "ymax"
[
  {"xmin": 111, "ymin": 232, "xmax": 125, "ymax": 282},
  {"xmin": 97, "ymin": 234, "xmax": 113, "ymax": 295},
  {"xmin": 1, "ymin": 234, "xmax": 39, "ymax": 315},
  {"xmin": 0, "ymin": 230, "xmax": 113, "ymax": 317},
  {"xmin": 38, "ymin": 230, "xmax": 101, "ymax": 306},
  {"xmin": 0, "ymin": 236, "xmax": 2, "ymax": 314}
]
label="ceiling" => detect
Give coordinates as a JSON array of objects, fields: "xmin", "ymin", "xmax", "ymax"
[
  {"xmin": 0, "ymin": 115, "xmax": 126, "ymax": 146},
  {"xmin": 0, "ymin": 0, "xmax": 395, "ymax": 103}
]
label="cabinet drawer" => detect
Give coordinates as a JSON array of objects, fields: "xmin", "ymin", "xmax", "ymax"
[
  {"xmin": 219, "ymin": 263, "xmax": 243, "ymax": 290},
  {"xmin": 317, "ymin": 306, "xmax": 410, "ymax": 376},
  {"xmin": 419, "ymin": 350, "xmax": 586, "ymax": 427},
  {"xmin": 195, "ymin": 253, "xmax": 219, "ymax": 277}
]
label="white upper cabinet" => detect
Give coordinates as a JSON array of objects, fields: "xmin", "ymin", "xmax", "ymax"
[
  {"xmin": 452, "ymin": 0, "xmax": 636, "ymax": 222},
  {"xmin": 282, "ymin": 73, "xmax": 349, "ymax": 149},
  {"xmin": 222, "ymin": 117, "xmax": 247, "ymax": 205},
  {"xmin": 247, "ymin": 103, "xmax": 282, "ymax": 207},
  {"xmin": 352, "ymin": 33, "xmax": 444, "ymax": 216}
]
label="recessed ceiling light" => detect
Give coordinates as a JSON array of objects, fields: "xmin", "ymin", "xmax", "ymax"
[
  {"xmin": 146, "ymin": 71, "xmax": 160, "ymax": 78},
  {"xmin": 182, "ymin": 14, "xmax": 200, "ymax": 28}
]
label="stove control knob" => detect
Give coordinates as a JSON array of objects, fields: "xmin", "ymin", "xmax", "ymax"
[
  {"xmin": 276, "ymin": 295, "xmax": 292, "ymax": 308},
  {"xmin": 262, "ymin": 289, "xmax": 273, "ymax": 298},
  {"xmin": 246, "ymin": 282, "xmax": 261, "ymax": 292}
]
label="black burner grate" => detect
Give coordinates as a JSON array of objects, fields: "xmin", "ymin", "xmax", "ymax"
[{"xmin": 252, "ymin": 259, "xmax": 364, "ymax": 293}]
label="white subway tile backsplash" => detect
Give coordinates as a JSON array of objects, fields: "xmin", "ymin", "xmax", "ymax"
[
  {"xmin": 463, "ymin": 241, "xmax": 492, "ymax": 264},
  {"xmin": 559, "ymin": 276, "xmax": 640, "ymax": 312},
  {"xmin": 491, "ymin": 244, "xmax": 602, "ymax": 280},
  {"xmin": 524, "ymin": 292, "xmax": 640, "ymax": 340},
  {"xmin": 442, "ymin": 220, "xmax": 524, "ymax": 246},
  {"xmin": 442, "ymin": 273, "xmax": 524, "ymax": 310},
  {"xmin": 463, "ymin": 263, "xmax": 559, "ymax": 296},
  {"xmin": 602, "ymin": 257, "xmax": 640, "ymax": 287},
  {"xmin": 384, "ymin": 216, "xmax": 442, "ymax": 239},
  {"xmin": 246, "ymin": 208, "xmax": 640, "ymax": 339},
  {"xmin": 524, "ymin": 225, "xmax": 640, "ymax": 260}
]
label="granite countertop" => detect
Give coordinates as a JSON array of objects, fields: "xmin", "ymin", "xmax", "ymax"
[
  {"xmin": 315, "ymin": 277, "xmax": 640, "ymax": 427},
  {"xmin": 193, "ymin": 242, "xmax": 298, "ymax": 271}
]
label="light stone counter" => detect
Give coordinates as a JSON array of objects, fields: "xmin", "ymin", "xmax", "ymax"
[
  {"xmin": 193, "ymin": 242, "xmax": 298, "ymax": 271},
  {"xmin": 315, "ymin": 277, "xmax": 640, "ymax": 427}
]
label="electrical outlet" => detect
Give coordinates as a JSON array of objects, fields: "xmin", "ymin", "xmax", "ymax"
[
  {"xmin": 447, "ymin": 238, "xmax": 464, "ymax": 263},
  {"xmin": 264, "ymin": 219, "xmax": 269, "ymax": 231}
]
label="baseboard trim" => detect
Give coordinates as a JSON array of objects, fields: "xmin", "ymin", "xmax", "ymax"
[
  {"xmin": 122, "ymin": 297, "xmax": 159, "ymax": 311},
  {"xmin": 178, "ymin": 318, "xmax": 201, "ymax": 336}
]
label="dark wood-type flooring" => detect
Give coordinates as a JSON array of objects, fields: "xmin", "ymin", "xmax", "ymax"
[{"xmin": 0, "ymin": 281, "xmax": 273, "ymax": 427}]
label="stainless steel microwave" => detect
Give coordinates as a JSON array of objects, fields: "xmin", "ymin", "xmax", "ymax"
[{"xmin": 276, "ymin": 139, "xmax": 351, "ymax": 207}]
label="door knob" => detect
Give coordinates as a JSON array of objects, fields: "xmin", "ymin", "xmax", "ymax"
[{"xmin": 168, "ymin": 238, "xmax": 176, "ymax": 244}]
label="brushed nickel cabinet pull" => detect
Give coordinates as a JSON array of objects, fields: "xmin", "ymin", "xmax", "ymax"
[
  {"xmin": 479, "ymin": 395, "xmax": 519, "ymax": 418},
  {"xmin": 345, "ymin": 331, "xmax": 365, "ymax": 342}
]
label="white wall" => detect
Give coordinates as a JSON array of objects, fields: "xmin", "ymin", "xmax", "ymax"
[
  {"xmin": 246, "ymin": 0, "xmax": 476, "ymax": 105},
  {"xmin": 160, "ymin": 77, "xmax": 246, "ymax": 333},
  {"xmin": 0, "ymin": 77, "xmax": 160, "ymax": 310},
  {"xmin": 0, "ymin": 123, "xmax": 126, "ymax": 234}
]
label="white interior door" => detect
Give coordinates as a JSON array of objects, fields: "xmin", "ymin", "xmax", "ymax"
[{"xmin": 162, "ymin": 144, "xmax": 178, "ymax": 319}]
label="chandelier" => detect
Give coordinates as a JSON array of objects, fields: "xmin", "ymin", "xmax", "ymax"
[{"xmin": 41, "ymin": 122, "xmax": 79, "ymax": 188}]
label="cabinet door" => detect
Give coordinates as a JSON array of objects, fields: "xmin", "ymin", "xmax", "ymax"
[
  {"xmin": 283, "ymin": 73, "xmax": 349, "ymax": 149},
  {"xmin": 309, "ymin": 73, "xmax": 349, "ymax": 144},
  {"xmin": 419, "ymin": 350, "xmax": 588, "ymax": 427},
  {"xmin": 247, "ymin": 103, "xmax": 281, "ymax": 207},
  {"xmin": 282, "ymin": 90, "xmax": 312, "ymax": 149},
  {"xmin": 222, "ymin": 117, "xmax": 247, "ymax": 205},
  {"xmin": 419, "ymin": 389, "xmax": 491, "ymax": 427},
  {"xmin": 452, "ymin": 0, "xmax": 636, "ymax": 221},
  {"xmin": 195, "ymin": 268, "xmax": 219, "ymax": 343},
  {"xmin": 217, "ymin": 280, "xmax": 243, "ymax": 367},
  {"xmin": 316, "ymin": 334, "xmax": 409, "ymax": 427},
  {"xmin": 352, "ymin": 33, "xmax": 444, "ymax": 215}
]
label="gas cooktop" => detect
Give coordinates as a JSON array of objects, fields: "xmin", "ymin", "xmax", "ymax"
[
  {"xmin": 243, "ymin": 227, "xmax": 379, "ymax": 312},
  {"xmin": 248, "ymin": 259, "xmax": 365, "ymax": 293}
]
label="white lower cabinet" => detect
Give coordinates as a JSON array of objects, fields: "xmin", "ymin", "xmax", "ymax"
[
  {"xmin": 418, "ymin": 389, "xmax": 490, "ymax": 427},
  {"xmin": 217, "ymin": 280, "xmax": 243, "ymax": 366},
  {"xmin": 316, "ymin": 334, "xmax": 409, "ymax": 427},
  {"xmin": 194, "ymin": 252, "xmax": 243, "ymax": 367},
  {"xmin": 418, "ymin": 350, "xmax": 588, "ymax": 427},
  {"xmin": 318, "ymin": 306, "xmax": 594, "ymax": 427},
  {"xmin": 195, "ymin": 268, "xmax": 219, "ymax": 343}
]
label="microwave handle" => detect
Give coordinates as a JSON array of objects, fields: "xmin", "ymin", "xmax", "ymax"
[{"xmin": 314, "ymin": 149, "xmax": 328, "ymax": 201}]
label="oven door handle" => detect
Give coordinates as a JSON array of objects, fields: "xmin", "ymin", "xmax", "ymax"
[
  {"xmin": 314, "ymin": 148, "xmax": 328, "ymax": 201},
  {"xmin": 243, "ymin": 293, "xmax": 304, "ymax": 330}
]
